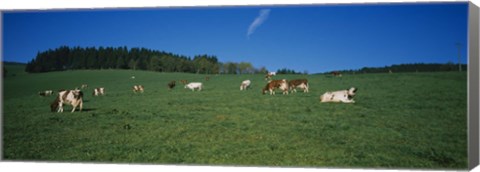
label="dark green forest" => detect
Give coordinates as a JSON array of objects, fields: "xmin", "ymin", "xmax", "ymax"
[
  {"xmin": 324, "ymin": 63, "xmax": 467, "ymax": 74},
  {"xmin": 24, "ymin": 46, "xmax": 270, "ymax": 74},
  {"xmin": 22, "ymin": 46, "xmax": 466, "ymax": 75}
]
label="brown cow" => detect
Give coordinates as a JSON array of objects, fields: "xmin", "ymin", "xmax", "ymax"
[
  {"xmin": 288, "ymin": 79, "xmax": 309, "ymax": 93},
  {"xmin": 179, "ymin": 80, "xmax": 188, "ymax": 85},
  {"xmin": 262, "ymin": 79, "xmax": 289, "ymax": 95}
]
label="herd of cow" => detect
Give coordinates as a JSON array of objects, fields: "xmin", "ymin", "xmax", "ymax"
[{"xmin": 38, "ymin": 74, "xmax": 358, "ymax": 113}]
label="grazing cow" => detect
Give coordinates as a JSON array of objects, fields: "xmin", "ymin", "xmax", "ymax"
[
  {"xmin": 133, "ymin": 85, "xmax": 144, "ymax": 93},
  {"xmin": 288, "ymin": 79, "xmax": 309, "ymax": 93},
  {"xmin": 180, "ymin": 80, "xmax": 188, "ymax": 85},
  {"xmin": 38, "ymin": 90, "xmax": 53, "ymax": 96},
  {"xmin": 265, "ymin": 73, "xmax": 274, "ymax": 81},
  {"xmin": 262, "ymin": 79, "xmax": 289, "ymax": 95},
  {"xmin": 167, "ymin": 81, "xmax": 176, "ymax": 90},
  {"xmin": 93, "ymin": 87, "xmax": 105, "ymax": 96},
  {"xmin": 185, "ymin": 82, "xmax": 203, "ymax": 91},
  {"xmin": 331, "ymin": 71, "xmax": 342, "ymax": 77},
  {"xmin": 80, "ymin": 84, "xmax": 88, "ymax": 89},
  {"xmin": 320, "ymin": 87, "xmax": 357, "ymax": 103},
  {"xmin": 240, "ymin": 80, "xmax": 251, "ymax": 90},
  {"xmin": 50, "ymin": 89, "xmax": 83, "ymax": 113}
]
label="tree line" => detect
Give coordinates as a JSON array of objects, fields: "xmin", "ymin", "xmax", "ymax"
[
  {"xmin": 324, "ymin": 62, "xmax": 467, "ymax": 74},
  {"xmin": 25, "ymin": 46, "xmax": 276, "ymax": 74}
]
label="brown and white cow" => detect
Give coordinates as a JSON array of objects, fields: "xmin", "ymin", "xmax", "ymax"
[
  {"xmin": 50, "ymin": 89, "xmax": 83, "ymax": 113},
  {"xmin": 38, "ymin": 90, "xmax": 53, "ymax": 96},
  {"xmin": 93, "ymin": 87, "xmax": 105, "ymax": 96},
  {"xmin": 262, "ymin": 79, "xmax": 289, "ymax": 95},
  {"xmin": 167, "ymin": 81, "xmax": 176, "ymax": 90},
  {"xmin": 180, "ymin": 80, "xmax": 188, "ymax": 85},
  {"xmin": 288, "ymin": 79, "xmax": 309, "ymax": 93},
  {"xmin": 133, "ymin": 85, "xmax": 144, "ymax": 93}
]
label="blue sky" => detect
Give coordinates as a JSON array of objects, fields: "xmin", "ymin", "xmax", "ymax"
[{"xmin": 2, "ymin": 2, "xmax": 468, "ymax": 73}]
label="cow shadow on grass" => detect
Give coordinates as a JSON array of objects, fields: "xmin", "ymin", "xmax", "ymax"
[{"xmin": 80, "ymin": 108, "xmax": 96, "ymax": 112}]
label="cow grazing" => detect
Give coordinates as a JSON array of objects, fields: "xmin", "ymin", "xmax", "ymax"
[
  {"xmin": 180, "ymin": 80, "xmax": 188, "ymax": 85},
  {"xmin": 93, "ymin": 87, "xmax": 105, "ymax": 96},
  {"xmin": 262, "ymin": 79, "xmax": 289, "ymax": 95},
  {"xmin": 331, "ymin": 71, "xmax": 342, "ymax": 77},
  {"xmin": 38, "ymin": 90, "xmax": 53, "ymax": 96},
  {"xmin": 265, "ymin": 73, "xmax": 274, "ymax": 81},
  {"xmin": 80, "ymin": 84, "xmax": 88, "ymax": 89},
  {"xmin": 50, "ymin": 89, "xmax": 83, "ymax": 113},
  {"xmin": 185, "ymin": 82, "xmax": 203, "ymax": 91},
  {"xmin": 167, "ymin": 81, "xmax": 176, "ymax": 90},
  {"xmin": 133, "ymin": 85, "xmax": 144, "ymax": 93},
  {"xmin": 320, "ymin": 87, "xmax": 357, "ymax": 103},
  {"xmin": 240, "ymin": 80, "xmax": 251, "ymax": 91},
  {"xmin": 288, "ymin": 79, "xmax": 309, "ymax": 93}
]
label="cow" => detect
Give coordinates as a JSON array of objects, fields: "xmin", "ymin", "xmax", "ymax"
[
  {"xmin": 262, "ymin": 79, "xmax": 289, "ymax": 95},
  {"xmin": 240, "ymin": 80, "xmax": 251, "ymax": 91},
  {"xmin": 133, "ymin": 85, "xmax": 144, "ymax": 93},
  {"xmin": 93, "ymin": 87, "xmax": 105, "ymax": 96},
  {"xmin": 167, "ymin": 81, "xmax": 176, "ymax": 90},
  {"xmin": 38, "ymin": 90, "xmax": 53, "ymax": 96},
  {"xmin": 180, "ymin": 80, "xmax": 188, "ymax": 85},
  {"xmin": 50, "ymin": 89, "xmax": 83, "ymax": 113},
  {"xmin": 185, "ymin": 82, "xmax": 203, "ymax": 91},
  {"xmin": 331, "ymin": 71, "xmax": 342, "ymax": 77},
  {"xmin": 288, "ymin": 79, "xmax": 309, "ymax": 93},
  {"xmin": 265, "ymin": 73, "xmax": 275, "ymax": 81},
  {"xmin": 320, "ymin": 87, "xmax": 357, "ymax": 103},
  {"xmin": 80, "ymin": 84, "xmax": 88, "ymax": 89}
]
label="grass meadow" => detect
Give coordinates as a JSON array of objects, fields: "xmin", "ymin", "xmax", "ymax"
[{"xmin": 2, "ymin": 64, "xmax": 467, "ymax": 169}]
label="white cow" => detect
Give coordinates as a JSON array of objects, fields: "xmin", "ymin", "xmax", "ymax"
[
  {"xmin": 38, "ymin": 90, "xmax": 53, "ymax": 96},
  {"xmin": 185, "ymin": 82, "xmax": 203, "ymax": 91},
  {"xmin": 133, "ymin": 85, "xmax": 144, "ymax": 93},
  {"xmin": 320, "ymin": 87, "xmax": 357, "ymax": 103},
  {"xmin": 93, "ymin": 87, "xmax": 105, "ymax": 96},
  {"xmin": 240, "ymin": 80, "xmax": 251, "ymax": 90},
  {"xmin": 51, "ymin": 89, "xmax": 84, "ymax": 113}
]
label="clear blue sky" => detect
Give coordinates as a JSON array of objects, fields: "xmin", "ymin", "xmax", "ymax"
[{"xmin": 2, "ymin": 2, "xmax": 468, "ymax": 73}]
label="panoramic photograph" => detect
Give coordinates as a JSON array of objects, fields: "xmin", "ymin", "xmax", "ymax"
[{"xmin": 2, "ymin": 2, "xmax": 469, "ymax": 170}]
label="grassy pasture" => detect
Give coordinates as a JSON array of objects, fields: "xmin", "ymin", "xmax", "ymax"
[{"xmin": 2, "ymin": 66, "xmax": 467, "ymax": 169}]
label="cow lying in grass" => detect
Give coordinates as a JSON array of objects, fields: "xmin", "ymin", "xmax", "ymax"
[
  {"xmin": 93, "ymin": 87, "xmax": 105, "ymax": 96},
  {"xmin": 133, "ymin": 85, "xmax": 144, "ymax": 93},
  {"xmin": 289, "ymin": 79, "xmax": 309, "ymax": 93},
  {"xmin": 38, "ymin": 90, "xmax": 53, "ymax": 96},
  {"xmin": 50, "ymin": 89, "xmax": 84, "ymax": 113},
  {"xmin": 240, "ymin": 80, "xmax": 251, "ymax": 90},
  {"xmin": 320, "ymin": 87, "xmax": 357, "ymax": 103},
  {"xmin": 185, "ymin": 82, "xmax": 203, "ymax": 91},
  {"xmin": 262, "ymin": 79, "xmax": 289, "ymax": 95}
]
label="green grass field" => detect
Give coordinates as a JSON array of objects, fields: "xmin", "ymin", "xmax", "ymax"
[{"xmin": 2, "ymin": 65, "xmax": 467, "ymax": 169}]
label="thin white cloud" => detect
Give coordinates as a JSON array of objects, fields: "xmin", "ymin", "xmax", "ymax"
[{"xmin": 247, "ymin": 9, "xmax": 271, "ymax": 39}]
